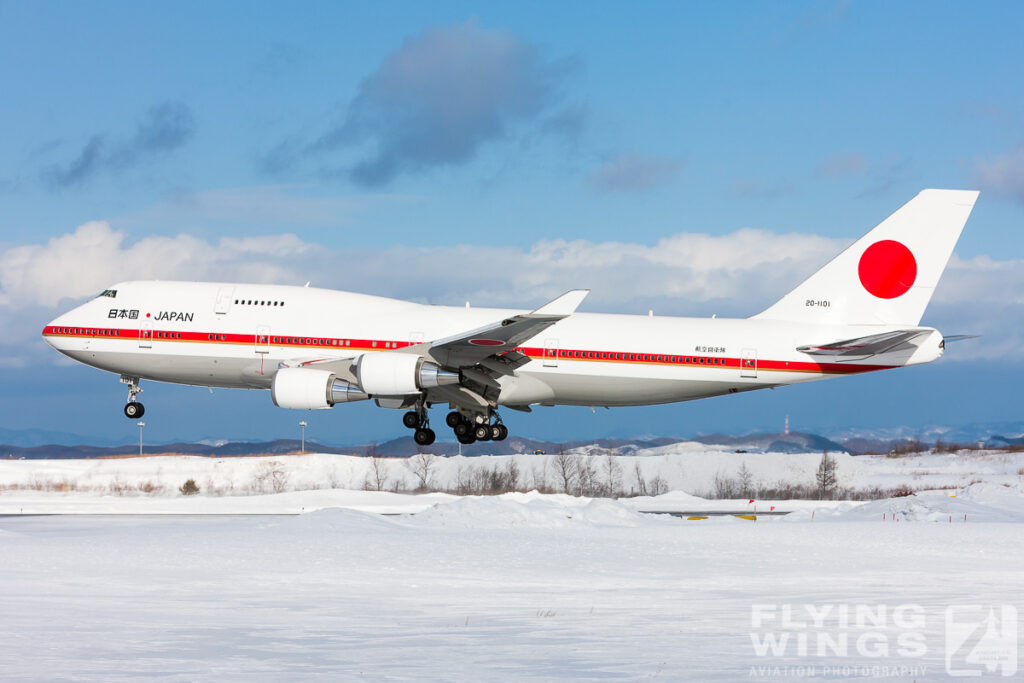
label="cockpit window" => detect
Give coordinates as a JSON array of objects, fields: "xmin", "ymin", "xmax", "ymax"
[{"xmin": 98, "ymin": 289, "xmax": 117, "ymax": 298}]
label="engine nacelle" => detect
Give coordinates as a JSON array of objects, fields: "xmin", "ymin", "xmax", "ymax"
[
  {"xmin": 271, "ymin": 367, "xmax": 368, "ymax": 409},
  {"xmin": 355, "ymin": 352, "xmax": 459, "ymax": 396}
]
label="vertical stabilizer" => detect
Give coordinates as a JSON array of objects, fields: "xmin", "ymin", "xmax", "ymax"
[{"xmin": 752, "ymin": 189, "xmax": 978, "ymax": 326}]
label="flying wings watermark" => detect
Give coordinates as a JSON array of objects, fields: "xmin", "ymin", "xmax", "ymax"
[{"xmin": 748, "ymin": 602, "xmax": 1017, "ymax": 678}]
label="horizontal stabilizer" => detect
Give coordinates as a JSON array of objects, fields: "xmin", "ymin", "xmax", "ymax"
[{"xmin": 797, "ymin": 329, "xmax": 932, "ymax": 357}]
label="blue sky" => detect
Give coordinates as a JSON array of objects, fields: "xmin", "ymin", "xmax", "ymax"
[{"xmin": 2, "ymin": 2, "xmax": 1023, "ymax": 446}]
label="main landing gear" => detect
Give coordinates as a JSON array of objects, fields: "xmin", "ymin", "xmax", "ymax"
[
  {"xmin": 401, "ymin": 406, "xmax": 509, "ymax": 446},
  {"xmin": 120, "ymin": 375, "xmax": 145, "ymax": 419},
  {"xmin": 402, "ymin": 406, "xmax": 436, "ymax": 446},
  {"xmin": 447, "ymin": 411, "xmax": 507, "ymax": 445}
]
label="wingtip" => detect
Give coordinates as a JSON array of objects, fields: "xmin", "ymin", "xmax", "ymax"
[{"xmin": 531, "ymin": 289, "xmax": 590, "ymax": 316}]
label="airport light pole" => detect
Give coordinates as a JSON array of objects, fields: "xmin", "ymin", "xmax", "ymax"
[
  {"xmin": 299, "ymin": 421, "xmax": 307, "ymax": 454},
  {"xmin": 137, "ymin": 421, "xmax": 145, "ymax": 457}
]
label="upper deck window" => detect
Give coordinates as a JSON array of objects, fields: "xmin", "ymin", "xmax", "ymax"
[{"xmin": 98, "ymin": 289, "xmax": 117, "ymax": 298}]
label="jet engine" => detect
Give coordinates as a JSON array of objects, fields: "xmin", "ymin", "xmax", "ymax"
[
  {"xmin": 355, "ymin": 352, "xmax": 459, "ymax": 396},
  {"xmin": 271, "ymin": 367, "xmax": 368, "ymax": 410}
]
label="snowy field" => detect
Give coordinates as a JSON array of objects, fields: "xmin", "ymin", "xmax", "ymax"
[
  {"xmin": 2, "ymin": 445, "xmax": 1022, "ymax": 512},
  {"xmin": 1, "ymin": 449, "xmax": 1022, "ymax": 680}
]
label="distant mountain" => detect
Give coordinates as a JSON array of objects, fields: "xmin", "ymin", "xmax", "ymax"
[
  {"xmin": 0, "ymin": 427, "xmax": 131, "ymax": 448},
  {"xmin": 1, "ymin": 432, "xmax": 839, "ymax": 460},
  {"xmin": 364, "ymin": 435, "xmax": 680, "ymax": 458},
  {"xmin": 0, "ymin": 439, "xmax": 351, "ymax": 460},
  {"xmin": 828, "ymin": 421, "xmax": 1024, "ymax": 447},
  {"xmin": 688, "ymin": 431, "xmax": 845, "ymax": 453},
  {"xmin": 4, "ymin": 421, "xmax": 1022, "ymax": 459}
]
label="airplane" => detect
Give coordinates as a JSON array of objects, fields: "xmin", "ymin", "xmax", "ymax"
[{"xmin": 42, "ymin": 189, "xmax": 978, "ymax": 446}]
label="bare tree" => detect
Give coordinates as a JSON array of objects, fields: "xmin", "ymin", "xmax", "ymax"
[
  {"xmin": 505, "ymin": 458, "xmax": 521, "ymax": 492},
  {"xmin": 407, "ymin": 452, "xmax": 436, "ymax": 491},
  {"xmin": 712, "ymin": 470, "xmax": 737, "ymax": 499},
  {"xmin": 454, "ymin": 463, "xmax": 471, "ymax": 494},
  {"xmin": 603, "ymin": 454, "xmax": 623, "ymax": 498},
  {"xmin": 647, "ymin": 474, "xmax": 669, "ymax": 496},
  {"xmin": 255, "ymin": 461, "xmax": 289, "ymax": 493},
  {"xmin": 815, "ymin": 451, "xmax": 838, "ymax": 498},
  {"xmin": 530, "ymin": 459, "xmax": 550, "ymax": 493},
  {"xmin": 576, "ymin": 455, "xmax": 598, "ymax": 496},
  {"xmin": 633, "ymin": 460, "xmax": 647, "ymax": 497},
  {"xmin": 364, "ymin": 455, "xmax": 390, "ymax": 491},
  {"xmin": 553, "ymin": 448, "xmax": 577, "ymax": 494},
  {"xmin": 737, "ymin": 461, "xmax": 755, "ymax": 499}
]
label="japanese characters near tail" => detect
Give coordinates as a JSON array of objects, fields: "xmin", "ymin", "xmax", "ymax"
[{"xmin": 43, "ymin": 190, "xmax": 978, "ymax": 445}]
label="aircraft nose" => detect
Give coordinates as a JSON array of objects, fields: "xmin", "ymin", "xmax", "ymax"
[
  {"xmin": 42, "ymin": 318, "xmax": 59, "ymax": 348},
  {"xmin": 42, "ymin": 311, "xmax": 73, "ymax": 349}
]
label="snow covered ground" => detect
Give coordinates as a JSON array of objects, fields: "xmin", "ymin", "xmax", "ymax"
[
  {"xmin": 1, "ymin": 445, "xmax": 1021, "ymax": 512},
  {"xmin": 1, "ymin": 449, "xmax": 1022, "ymax": 679}
]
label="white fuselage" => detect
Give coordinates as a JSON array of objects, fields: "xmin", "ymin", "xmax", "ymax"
[{"xmin": 42, "ymin": 281, "xmax": 944, "ymax": 410}]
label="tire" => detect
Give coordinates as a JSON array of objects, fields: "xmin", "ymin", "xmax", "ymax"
[
  {"xmin": 473, "ymin": 424, "xmax": 491, "ymax": 441},
  {"xmin": 414, "ymin": 428, "xmax": 435, "ymax": 445},
  {"xmin": 124, "ymin": 402, "xmax": 144, "ymax": 419},
  {"xmin": 457, "ymin": 432, "xmax": 476, "ymax": 445},
  {"xmin": 453, "ymin": 422, "xmax": 471, "ymax": 437},
  {"xmin": 493, "ymin": 424, "xmax": 508, "ymax": 441},
  {"xmin": 402, "ymin": 411, "xmax": 420, "ymax": 429},
  {"xmin": 445, "ymin": 411, "xmax": 462, "ymax": 428}
]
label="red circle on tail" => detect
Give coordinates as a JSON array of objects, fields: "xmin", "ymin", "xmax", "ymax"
[{"xmin": 858, "ymin": 240, "xmax": 917, "ymax": 299}]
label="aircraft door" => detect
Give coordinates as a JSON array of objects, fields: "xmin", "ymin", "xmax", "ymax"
[
  {"xmin": 543, "ymin": 338, "xmax": 559, "ymax": 367},
  {"xmin": 215, "ymin": 287, "xmax": 234, "ymax": 315},
  {"xmin": 255, "ymin": 326, "xmax": 271, "ymax": 354},
  {"xmin": 139, "ymin": 321, "xmax": 153, "ymax": 349},
  {"xmin": 740, "ymin": 348, "xmax": 757, "ymax": 378}
]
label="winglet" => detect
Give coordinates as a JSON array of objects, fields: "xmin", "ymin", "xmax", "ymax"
[{"xmin": 530, "ymin": 289, "xmax": 590, "ymax": 317}]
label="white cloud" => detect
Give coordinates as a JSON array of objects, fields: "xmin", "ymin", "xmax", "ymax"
[
  {"xmin": 973, "ymin": 142, "xmax": 1024, "ymax": 202},
  {"xmin": 265, "ymin": 20, "xmax": 579, "ymax": 186},
  {"xmin": 815, "ymin": 152, "xmax": 868, "ymax": 179},
  {"xmin": 0, "ymin": 222, "xmax": 313, "ymax": 309},
  {"xmin": 587, "ymin": 154, "xmax": 682, "ymax": 193},
  {"xmin": 3, "ymin": 222, "xmax": 1022, "ymax": 363},
  {"xmin": 1, "ymin": 222, "xmax": 844, "ymax": 312},
  {"xmin": 122, "ymin": 185, "xmax": 382, "ymax": 231},
  {"xmin": 924, "ymin": 254, "xmax": 1024, "ymax": 361}
]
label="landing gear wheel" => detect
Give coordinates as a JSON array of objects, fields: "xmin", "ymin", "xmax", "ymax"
[
  {"xmin": 124, "ymin": 402, "xmax": 145, "ymax": 419},
  {"xmin": 456, "ymin": 431, "xmax": 476, "ymax": 445},
  {"xmin": 493, "ymin": 424, "xmax": 508, "ymax": 441},
  {"xmin": 445, "ymin": 411, "xmax": 462, "ymax": 428},
  {"xmin": 453, "ymin": 422, "xmax": 472, "ymax": 438},
  {"xmin": 402, "ymin": 411, "xmax": 420, "ymax": 429},
  {"xmin": 473, "ymin": 424, "xmax": 492, "ymax": 441},
  {"xmin": 414, "ymin": 428, "xmax": 436, "ymax": 446}
]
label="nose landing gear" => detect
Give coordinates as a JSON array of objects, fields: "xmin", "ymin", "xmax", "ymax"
[{"xmin": 120, "ymin": 375, "xmax": 145, "ymax": 419}]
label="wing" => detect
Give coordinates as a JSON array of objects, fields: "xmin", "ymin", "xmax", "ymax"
[
  {"xmin": 417, "ymin": 289, "xmax": 588, "ymax": 409},
  {"xmin": 277, "ymin": 290, "xmax": 589, "ymax": 412},
  {"xmin": 425, "ymin": 289, "xmax": 589, "ymax": 372},
  {"xmin": 796, "ymin": 329, "xmax": 932, "ymax": 358}
]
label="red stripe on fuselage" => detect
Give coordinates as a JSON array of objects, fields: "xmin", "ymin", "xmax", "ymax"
[{"xmin": 40, "ymin": 326, "xmax": 895, "ymax": 375}]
